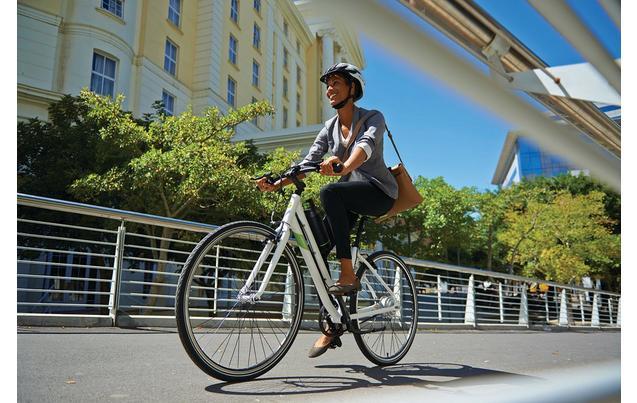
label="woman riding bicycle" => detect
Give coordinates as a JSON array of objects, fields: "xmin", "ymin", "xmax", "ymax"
[{"xmin": 256, "ymin": 62, "xmax": 398, "ymax": 358}]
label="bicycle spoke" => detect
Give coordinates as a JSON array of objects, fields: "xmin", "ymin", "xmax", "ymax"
[
  {"xmin": 353, "ymin": 252, "xmax": 417, "ymax": 365},
  {"xmin": 176, "ymin": 222, "xmax": 304, "ymax": 379}
]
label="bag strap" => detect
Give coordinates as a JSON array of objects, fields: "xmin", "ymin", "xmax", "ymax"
[
  {"xmin": 343, "ymin": 111, "xmax": 372, "ymax": 157},
  {"xmin": 385, "ymin": 124, "xmax": 404, "ymax": 166}
]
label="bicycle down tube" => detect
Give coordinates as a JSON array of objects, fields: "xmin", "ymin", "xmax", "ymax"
[{"xmin": 240, "ymin": 193, "xmax": 344, "ymax": 323}]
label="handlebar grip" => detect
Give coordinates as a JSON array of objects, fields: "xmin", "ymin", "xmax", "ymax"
[{"xmin": 332, "ymin": 162, "xmax": 344, "ymax": 173}]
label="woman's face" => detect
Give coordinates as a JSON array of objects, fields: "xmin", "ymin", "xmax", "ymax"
[{"xmin": 325, "ymin": 74, "xmax": 353, "ymax": 106}]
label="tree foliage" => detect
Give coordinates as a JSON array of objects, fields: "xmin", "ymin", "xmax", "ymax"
[
  {"xmin": 497, "ymin": 190, "xmax": 620, "ymax": 285},
  {"xmin": 68, "ymin": 90, "xmax": 276, "ymax": 224}
]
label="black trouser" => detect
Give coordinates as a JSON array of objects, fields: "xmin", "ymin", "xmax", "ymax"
[{"xmin": 320, "ymin": 181, "xmax": 394, "ymax": 260}]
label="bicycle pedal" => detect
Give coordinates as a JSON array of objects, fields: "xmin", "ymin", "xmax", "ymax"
[{"xmin": 329, "ymin": 337, "xmax": 342, "ymax": 349}]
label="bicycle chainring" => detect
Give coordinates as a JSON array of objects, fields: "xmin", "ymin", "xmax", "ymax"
[{"xmin": 318, "ymin": 305, "xmax": 344, "ymax": 337}]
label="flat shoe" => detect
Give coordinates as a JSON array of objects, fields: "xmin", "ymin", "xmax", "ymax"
[
  {"xmin": 327, "ymin": 279, "xmax": 360, "ymax": 295},
  {"xmin": 307, "ymin": 344, "xmax": 329, "ymax": 358},
  {"xmin": 307, "ymin": 337, "xmax": 342, "ymax": 358}
]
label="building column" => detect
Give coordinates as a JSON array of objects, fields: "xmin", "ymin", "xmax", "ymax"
[{"xmin": 319, "ymin": 29, "xmax": 335, "ymax": 121}]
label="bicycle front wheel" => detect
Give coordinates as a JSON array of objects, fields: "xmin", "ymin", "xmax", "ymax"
[
  {"xmin": 350, "ymin": 251, "xmax": 418, "ymax": 366},
  {"xmin": 175, "ymin": 221, "xmax": 304, "ymax": 382}
]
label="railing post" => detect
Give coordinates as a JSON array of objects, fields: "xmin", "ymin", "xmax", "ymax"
[
  {"xmin": 579, "ymin": 293, "xmax": 585, "ymax": 325},
  {"xmin": 499, "ymin": 282, "xmax": 504, "ymax": 323},
  {"xmin": 464, "ymin": 275, "xmax": 476, "ymax": 327},
  {"xmin": 544, "ymin": 291, "xmax": 550, "ymax": 324},
  {"xmin": 518, "ymin": 284, "xmax": 528, "ymax": 327},
  {"xmin": 559, "ymin": 289, "xmax": 569, "ymax": 327},
  {"xmin": 608, "ymin": 298, "xmax": 614, "ymax": 325},
  {"xmin": 617, "ymin": 297, "xmax": 621, "ymax": 327},
  {"xmin": 108, "ymin": 220, "xmax": 126, "ymax": 326},
  {"xmin": 213, "ymin": 245, "xmax": 220, "ymax": 314},
  {"xmin": 392, "ymin": 262, "xmax": 403, "ymax": 320},
  {"xmin": 591, "ymin": 293, "xmax": 600, "ymax": 327},
  {"xmin": 437, "ymin": 275, "xmax": 442, "ymax": 321},
  {"xmin": 282, "ymin": 264, "xmax": 292, "ymax": 321}
]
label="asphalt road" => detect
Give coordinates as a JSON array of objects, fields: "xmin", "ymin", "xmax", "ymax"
[{"xmin": 17, "ymin": 327, "xmax": 620, "ymax": 402}]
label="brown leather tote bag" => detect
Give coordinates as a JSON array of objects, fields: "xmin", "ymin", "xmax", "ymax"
[{"xmin": 375, "ymin": 125, "xmax": 423, "ymax": 223}]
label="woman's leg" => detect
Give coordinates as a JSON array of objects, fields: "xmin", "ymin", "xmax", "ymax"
[{"xmin": 320, "ymin": 181, "xmax": 394, "ymax": 285}]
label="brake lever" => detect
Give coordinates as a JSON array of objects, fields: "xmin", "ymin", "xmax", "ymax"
[{"xmin": 251, "ymin": 172, "xmax": 273, "ymax": 181}]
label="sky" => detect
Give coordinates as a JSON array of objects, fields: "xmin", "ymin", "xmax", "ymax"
[{"xmin": 354, "ymin": 0, "xmax": 620, "ymax": 191}]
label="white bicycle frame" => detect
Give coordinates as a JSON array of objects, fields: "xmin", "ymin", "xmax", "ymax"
[{"xmin": 239, "ymin": 193, "xmax": 400, "ymax": 324}]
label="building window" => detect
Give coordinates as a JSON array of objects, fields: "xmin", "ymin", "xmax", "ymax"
[
  {"xmin": 283, "ymin": 20, "xmax": 288, "ymax": 37},
  {"xmin": 283, "ymin": 107, "xmax": 288, "ymax": 128},
  {"xmin": 283, "ymin": 77, "xmax": 288, "ymax": 99},
  {"xmin": 164, "ymin": 39, "xmax": 177, "ymax": 76},
  {"xmin": 253, "ymin": 0, "xmax": 261, "ymax": 14},
  {"xmin": 251, "ymin": 96, "xmax": 259, "ymax": 127},
  {"xmin": 296, "ymin": 65, "xmax": 301, "ymax": 86},
  {"xmin": 252, "ymin": 60, "xmax": 260, "ymax": 87},
  {"xmin": 90, "ymin": 52, "xmax": 116, "ymax": 98},
  {"xmin": 227, "ymin": 76, "xmax": 236, "ymax": 107},
  {"xmin": 253, "ymin": 23, "xmax": 261, "ymax": 50},
  {"xmin": 101, "ymin": 0, "xmax": 123, "ymax": 18},
  {"xmin": 162, "ymin": 90, "xmax": 175, "ymax": 115},
  {"xmin": 283, "ymin": 47, "xmax": 288, "ymax": 70},
  {"xmin": 296, "ymin": 92, "xmax": 301, "ymax": 114},
  {"xmin": 230, "ymin": 0, "xmax": 239, "ymax": 23},
  {"xmin": 229, "ymin": 34, "xmax": 238, "ymax": 65},
  {"xmin": 168, "ymin": 0, "xmax": 180, "ymax": 26}
]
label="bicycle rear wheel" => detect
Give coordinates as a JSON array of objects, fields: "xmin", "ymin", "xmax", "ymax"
[
  {"xmin": 350, "ymin": 251, "xmax": 418, "ymax": 366},
  {"xmin": 175, "ymin": 221, "xmax": 304, "ymax": 382}
]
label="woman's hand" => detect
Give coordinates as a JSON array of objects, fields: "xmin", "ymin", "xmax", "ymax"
[
  {"xmin": 256, "ymin": 177, "xmax": 279, "ymax": 192},
  {"xmin": 320, "ymin": 156, "xmax": 344, "ymax": 176}
]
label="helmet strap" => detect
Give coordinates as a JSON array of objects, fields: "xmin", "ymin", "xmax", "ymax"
[{"xmin": 332, "ymin": 95, "xmax": 353, "ymax": 110}]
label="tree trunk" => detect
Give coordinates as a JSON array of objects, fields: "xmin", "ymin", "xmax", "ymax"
[
  {"xmin": 487, "ymin": 225, "xmax": 493, "ymax": 270},
  {"xmin": 145, "ymin": 226, "xmax": 175, "ymax": 314},
  {"xmin": 406, "ymin": 222, "xmax": 412, "ymax": 256}
]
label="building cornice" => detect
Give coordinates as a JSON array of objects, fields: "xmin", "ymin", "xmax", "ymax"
[
  {"xmin": 17, "ymin": 83, "xmax": 64, "ymax": 103},
  {"xmin": 294, "ymin": 1, "xmax": 364, "ymax": 68},
  {"xmin": 277, "ymin": 0, "xmax": 315, "ymax": 46},
  {"xmin": 235, "ymin": 123, "xmax": 323, "ymax": 145},
  {"xmin": 17, "ymin": 4, "xmax": 63, "ymax": 26},
  {"xmin": 61, "ymin": 23, "xmax": 135, "ymax": 60}
]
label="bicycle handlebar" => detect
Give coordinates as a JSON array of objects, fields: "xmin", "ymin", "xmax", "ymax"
[
  {"xmin": 253, "ymin": 161, "xmax": 344, "ymax": 190},
  {"xmin": 280, "ymin": 161, "xmax": 343, "ymax": 180}
]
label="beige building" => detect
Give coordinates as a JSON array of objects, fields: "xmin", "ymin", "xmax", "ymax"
[{"xmin": 17, "ymin": 0, "xmax": 364, "ymax": 153}]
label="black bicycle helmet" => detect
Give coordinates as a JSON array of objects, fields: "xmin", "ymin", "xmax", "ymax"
[{"xmin": 320, "ymin": 63, "xmax": 365, "ymax": 108}]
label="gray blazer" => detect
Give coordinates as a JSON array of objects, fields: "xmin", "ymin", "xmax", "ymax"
[{"xmin": 301, "ymin": 106, "xmax": 398, "ymax": 199}]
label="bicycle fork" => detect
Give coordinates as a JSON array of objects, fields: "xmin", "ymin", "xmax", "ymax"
[{"xmin": 238, "ymin": 216, "xmax": 293, "ymax": 304}]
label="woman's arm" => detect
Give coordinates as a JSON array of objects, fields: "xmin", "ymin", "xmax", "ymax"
[
  {"xmin": 319, "ymin": 147, "xmax": 366, "ymax": 176},
  {"xmin": 256, "ymin": 125, "xmax": 330, "ymax": 192}
]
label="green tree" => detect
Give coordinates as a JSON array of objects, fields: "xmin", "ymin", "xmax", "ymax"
[
  {"xmin": 497, "ymin": 190, "xmax": 619, "ymax": 285},
  {"xmin": 515, "ymin": 173, "xmax": 620, "ymax": 233},
  {"xmin": 68, "ymin": 90, "xmax": 275, "ymax": 310},
  {"xmin": 18, "ymin": 94, "xmax": 135, "ymax": 202},
  {"xmin": 366, "ymin": 176, "xmax": 478, "ymax": 265}
]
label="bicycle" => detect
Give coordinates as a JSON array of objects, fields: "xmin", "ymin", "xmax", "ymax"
[{"xmin": 175, "ymin": 161, "xmax": 418, "ymax": 382}]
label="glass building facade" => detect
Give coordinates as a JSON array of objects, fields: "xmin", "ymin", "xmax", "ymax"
[{"xmin": 517, "ymin": 138, "xmax": 574, "ymax": 180}]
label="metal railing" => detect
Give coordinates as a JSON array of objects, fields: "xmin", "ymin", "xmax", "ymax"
[{"xmin": 17, "ymin": 193, "xmax": 621, "ymax": 329}]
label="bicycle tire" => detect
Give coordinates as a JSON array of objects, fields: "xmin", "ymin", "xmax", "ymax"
[
  {"xmin": 175, "ymin": 221, "xmax": 304, "ymax": 382},
  {"xmin": 350, "ymin": 251, "xmax": 418, "ymax": 366}
]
